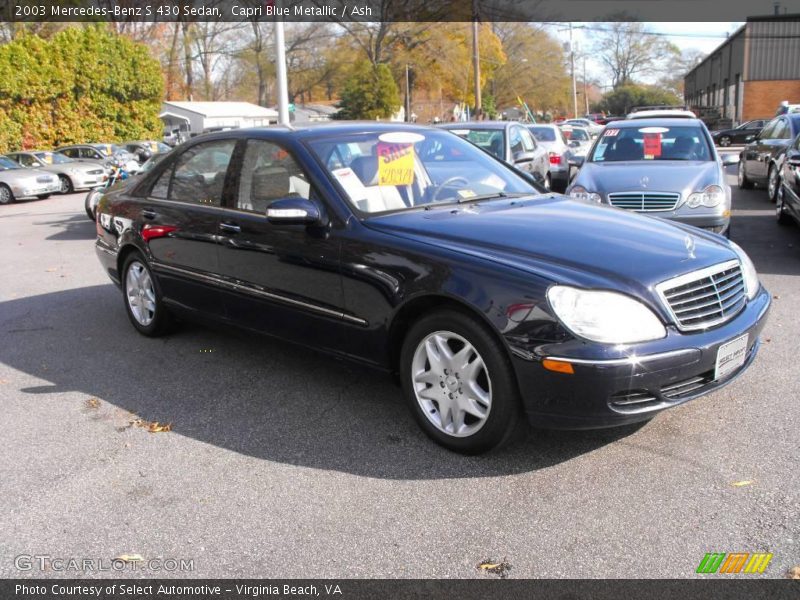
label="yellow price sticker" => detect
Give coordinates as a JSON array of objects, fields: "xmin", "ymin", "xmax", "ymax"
[{"xmin": 377, "ymin": 142, "xmax": 414, "ymax": 186}]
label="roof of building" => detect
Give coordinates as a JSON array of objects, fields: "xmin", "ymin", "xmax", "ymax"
[{"xmin": 160, "ymin": 101, "xmax": 278, "ymax": 119}]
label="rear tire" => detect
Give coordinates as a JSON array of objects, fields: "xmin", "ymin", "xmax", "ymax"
[
  {"xmin": 58, "ymin": 175, "xmax": 73, "ymax": 194},
  {"xmin": 0, "ymin": 184, "xmax": 13, "ymax": 205},
  {"xmin": 121, "ymin": 252, "xmax": 173, "ymax": 337},
  {"xmin": 85, "ymin": 191, "xmax": 99, "ymax": 220},
  {"xmin": 400, "ymin": 309, "xmax": 523, "ymax": 454},
  {"xmin": 737, "ymin": 160, "xmax": 753, "ymax": 190}
]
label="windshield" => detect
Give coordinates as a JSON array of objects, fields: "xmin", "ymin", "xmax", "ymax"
[
  {"xmin": 307, "ymin": 130, "xmax": 538, "ymax": 214},
  {"xmin": 35, "ymin": 152, "xmax": 72, "ymax": 164},
  {"xmin": 93, "ymin": 144, "xmax": 126, "ymax": 156},
  {"xmin": 442, "ymin": 128, "xmax": 505, "ymax": 159},
  {"xmin": 529, "ymin": 126, "xmax": 556, "ymax": 142},
  {"xmin": 0, "ymin": 157, "xmax": 20, "ymax": 170},
  {"xmin": 571, "ymin": 128, "xmax": 590, "ymax": 141},
  {"xmin": 590, "ymin": 125, "xmax": 711, "ymax": 162}
]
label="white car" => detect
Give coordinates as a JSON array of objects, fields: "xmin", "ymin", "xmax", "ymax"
[
  {"xmin": 0, "ymin": 156, "xmax": 61, "ymax": 204},
  {"xmin": 564, "ymin": 118, "xmax": 603, "ymax": 136}
]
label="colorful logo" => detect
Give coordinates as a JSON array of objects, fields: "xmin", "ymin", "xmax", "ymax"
[{"xmin": 696, "ymin": 552, "xmax": 773, "ymax": 574}]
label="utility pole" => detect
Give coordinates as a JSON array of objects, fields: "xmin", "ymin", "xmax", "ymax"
[
  {"xmin": 569, "ymin": 23, "xmax": 578, "ymax": 119},
  {"xmin": 472, "ymin": 3, "xmax": 481, "ymax": 119},
  {"xmin": 405, "ymin": 64, "xmax": 411, "ymax": 122},
  {"xmin": 275, "ymin": 17, "xmax": 290, "ymax": 126},
  {"xmin": 583, "ymin": 55, "xmax": 589, "ymax": 115}
]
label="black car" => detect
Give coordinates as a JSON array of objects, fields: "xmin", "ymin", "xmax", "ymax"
[
  {"xmin": 711, "ymin": 120, "xmax": 767, "ymax": 147},
  {"xmin": 95, "ymin": 123, "xmax": 770, "ymax": 454},
  {"xmin": 439, "ymin": 121, "xmax": 552, "ymax": 190},
  {"xmin": 776, "ymin": 132, "xmax": 800, "ymax": 228},
  {"xmin": 738, "ymin": 114, "xmax": 800, "ymax": 201}
]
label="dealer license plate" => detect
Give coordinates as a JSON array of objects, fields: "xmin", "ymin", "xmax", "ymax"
[{"xmin": 715, "ymin": 334, "xmax": 748, "ymax": 380}]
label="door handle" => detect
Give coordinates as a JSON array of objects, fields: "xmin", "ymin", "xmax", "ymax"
[
  {"xmin": 142, "ymin": 208, "xmax": 157, "ymax": 220},
  {"xmin": 219, "ymin": 222, "xmax": 241, "ymax": 234}
]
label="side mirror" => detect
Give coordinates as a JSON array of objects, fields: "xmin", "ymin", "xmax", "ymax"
[
  {"xmin": 266, "ymin": 197, "xmax": 323, "ymax": 226},
  {"xmin": 721, "ymin": 153, "xmax": 740, "ymax": 166}
]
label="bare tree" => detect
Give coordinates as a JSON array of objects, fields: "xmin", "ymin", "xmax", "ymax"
[{"xmin": 592, "ymin": 22, "xmax": 675, "ymax": 88}]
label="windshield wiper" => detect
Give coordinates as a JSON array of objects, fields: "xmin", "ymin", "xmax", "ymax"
[{"xmin": 457, "ymin": 191, "xmax": 530, "ymax": 203}]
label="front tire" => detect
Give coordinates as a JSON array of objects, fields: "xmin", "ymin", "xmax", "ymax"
[
  {"xmin": 58, "ymin": 175, "xmax": 73, "ymax": 194},
  {"xmin": 767, "ymin": 165, "xmax": 779, "ymax": 202},
  {"xmin": 0, "ymin": 184, "xmax": 14, "ymax": 205},
  {"xmin": 121, "ymin": 253, "xmax": 173, "ymax": 337},
  {"xmin": 776, "ymin": 186, "xmax": 791, "ymax": 225},
  {"xmin": 400, "ymin": 309, "xmax": 522, "ymax": 454},
  {"xmin": 737, "ymin": 160, "xmax": 753, "ymax": 190}
]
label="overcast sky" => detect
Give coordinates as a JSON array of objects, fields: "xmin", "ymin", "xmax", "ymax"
[{"xmin": 549, "ymin": 22, "xmax": 745, "ymax": 88}]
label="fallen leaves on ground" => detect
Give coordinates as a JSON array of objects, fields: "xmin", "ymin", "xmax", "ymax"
[
  {"xmin": 787, "ymin": 566, "xmax": 800, "ymax": 579},
  {"xmin": 121, "ymin": 418, "xmax": 174, "ymax": 433},
  {"xmin": 477, "ymin": 558, "xmax": 512, "ymax": 578},
  {"xmin": 84, "ymin": 398, "xmax": 100, "ymax": 409},
  {"xmin": 731, "ymin": 480, "xmax": 754, "ymax": 487},
  {"xmin": 114, "ymin": 554, "xmax": 143, "ymax": 563}
]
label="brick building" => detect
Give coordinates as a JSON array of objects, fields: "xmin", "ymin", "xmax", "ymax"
[{"xmin": 684, "ymin": 14, "xmax": 800, "ymax": 124}]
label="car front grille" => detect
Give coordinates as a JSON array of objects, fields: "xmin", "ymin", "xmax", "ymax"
[
  {"xmin": 656, "ymin": 260, "xmax": 746, "ymax": 331},
  {"xmin": 607, "ymin": 191, "xmax": 680, "ymax": 212}
]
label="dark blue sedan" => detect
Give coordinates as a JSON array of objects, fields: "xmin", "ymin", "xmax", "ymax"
[{"xmin": 94, "ymin": 123, "xmax": 770, "ymax": 454}]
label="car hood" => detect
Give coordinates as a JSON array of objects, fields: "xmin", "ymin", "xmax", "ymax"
[
  {"xmin": 364, "ymin": 195, "xmax": 737, "ymax": 295},
  {"xmin": 573, "ymin": 160, "xmax": 721, "ymax": 196}
]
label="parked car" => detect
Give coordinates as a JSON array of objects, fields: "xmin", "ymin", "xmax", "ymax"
[
  {"xmin": 776, "ymin": 132, "xmax": 800, "ymax": 227},
  {"xmin": 0, "ymin": 156, "xmax": 60, "ymax": 204},
  {"xmin": 440, "ymin": 121, "xmax": 551, "ymax": 189},
  {"xmin": 567, "ymin": 118, "xmax": 737, "ymax": 236},
  {"xmin": 124, "ymin": 141, "xmax": 172, "ymax": 165},
  {"xmin": 527, "ymin": 123, "xmax": 571, "ymax": 191},
  {"xmin": 94, "ymin": 123, "xmax": 769, "ymax": 454},
  {"xmin": 584, "ymin": 113, "xmax": 606, "ymax": 123},
  {"xmin": 56, "ymin": 144, "xmax": 140, "ymax": 174},
  {"xmin": 738, "ymin": 113, "xmax": 800, "ymax": 202},
  {"xmin": 564, "ymin": 118, "xmax": 603, "ymax": 136},
  {"xmin": 6, "ymin": 150, "xmax": 107, "ymax": 194},
  {"xmin": 710, "ymin": 120, "xmax": 767, "ymax": 147},
  {"xmin": 566, "ymin": 126, "xmax": 593, "ymax": 158},
  {"xmin": 597, "ymin": 115, "xmax": 624, "ymax": 125}
]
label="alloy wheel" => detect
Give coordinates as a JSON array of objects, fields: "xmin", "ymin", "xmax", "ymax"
[
  {"xmin": 0, "ymin": 185, "xmax": 10, "ymax": 204},
  {"xmin": 719, "ymin": 136, "xmax": 731, "ymax": 147},
  {"xmin": 126, "ymin": 261, "xmax": 157, "ymax": 326},
  {"xmin": 768, "ymin": 167, "xmax": 778, "ymax": 201},
  {"xmin": 410, "ymin": 331, "xmax": 492, "ymax": 438}
]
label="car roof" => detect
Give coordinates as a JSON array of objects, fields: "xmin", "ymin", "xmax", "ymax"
[
  {"xmin": 626, "ymin": 109, "xmax": 697, "ymax": 119},
  {"xmin": 605, "ymin": 117, "xmax": 705, "ymax": 128},
  {"xmin": 439, "ymin": 121, "xmax": 515, "ymax": 130}
]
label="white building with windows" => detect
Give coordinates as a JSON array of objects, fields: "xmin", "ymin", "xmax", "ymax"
[{"xmin": 159, "ymin": 101, "xmax": 279, "ymax": 143}]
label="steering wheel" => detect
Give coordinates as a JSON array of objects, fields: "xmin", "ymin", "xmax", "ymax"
[{"xmin": 430, "ymin": 176, "xmax": 470, "ymax": 203}]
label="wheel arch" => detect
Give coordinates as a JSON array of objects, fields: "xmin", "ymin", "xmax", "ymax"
[{"xmin": 386, "ymin": 292, "xmax": 514, "ymax": 373}]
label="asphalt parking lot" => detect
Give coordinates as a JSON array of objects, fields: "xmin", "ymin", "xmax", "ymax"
[{"xmin": 0, "ymin": 170, "xmax": 798, "ymax": 579}]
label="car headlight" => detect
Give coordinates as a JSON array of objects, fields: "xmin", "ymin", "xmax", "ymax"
[
  {"xmin": 569, "ymin": 185, "xmax": 601, "ymax": 203},
  {"xmin": 547, "ymin": 285, "xmax": 667, "ymax": 344},
  {"xmin": 728, "ymin": 241, "xmax": 759, "ymax": 300},
  {"xmin": 686, "ymin": 185, "xmax": 725, "ymax": 208}
]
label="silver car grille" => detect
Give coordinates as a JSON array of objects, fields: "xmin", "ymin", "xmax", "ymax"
[
  {"xmin": 607, "ymin": 191, "xmax": 680, "ymax": 212},
  {"xmin": 656, "ymin": 260, "xmax": 746, "ymax": 331}
]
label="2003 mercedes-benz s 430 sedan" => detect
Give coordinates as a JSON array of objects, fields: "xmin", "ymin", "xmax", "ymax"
[{"xmin": 94, "ymin": 123, "xmax": 770, "ymax": 454}]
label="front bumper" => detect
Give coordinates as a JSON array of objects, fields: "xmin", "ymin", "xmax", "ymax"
[
  {"xmin": 512, "ymin": 286, "xmax": 771, "ymax": 429},
  {"xmin": 13, "ymin": 181, "xmax": 60, "ymax": 198}
]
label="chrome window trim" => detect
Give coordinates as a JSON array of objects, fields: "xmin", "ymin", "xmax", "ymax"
[
  {"xmin": 151, "ymin": 261, "xmax": 367, "ymax": 327},
  {"xmin": 655, "ymin": 259, "xmax": 744, "ymax": 331}
]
